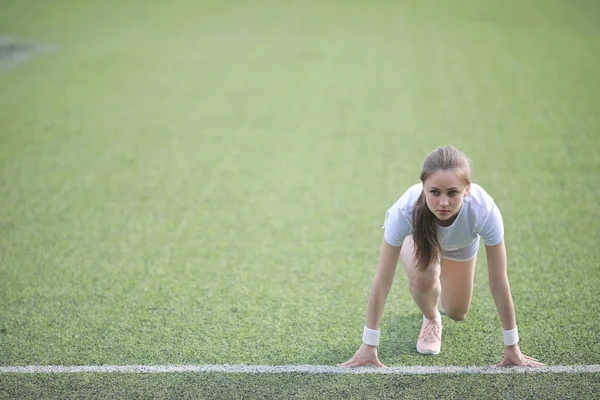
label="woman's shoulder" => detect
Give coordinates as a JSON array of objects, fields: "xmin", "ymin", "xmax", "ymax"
[
  {"xmin": 387, "ymin": 183, "xmax": 422, "ymax": 218},
  {"xmin": 395, "ymin": 183, "xmax": 423, "ymax": 206},
  {"xmin": 465, "ymin": 184, "xmax": 504, "ymax": 237},
  {"xmin": 465, "ymin": 183, "xmax": 498, "ymax": 214}
]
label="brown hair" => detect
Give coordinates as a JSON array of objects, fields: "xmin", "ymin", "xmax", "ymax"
[{"xmin": 412, "ymin": 146, "xmax": 472, "ymax": 270}]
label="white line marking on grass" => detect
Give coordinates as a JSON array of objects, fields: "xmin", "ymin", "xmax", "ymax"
[{"xmin": 1, "ymin": 365, "xmax": 598, "ymax": 374}]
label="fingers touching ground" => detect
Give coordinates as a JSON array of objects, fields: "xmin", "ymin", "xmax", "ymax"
[
  {"xmin": 337, "ymin": 356, "xmax": 385, "ymax": 368},
  {"xmin": 496, "ymin": 356, "xmax": 545, "ymax": 368},
  {"xmin": 338, "ymin": 360, "xmax": 385, "ymax": 368},
  {"xmin": 523, "ymin": 358, "xmax": 545, "ymax": 367},
  {"xmin": 337, "ymin": 356, "xmax": 358, "ymax": 368},
  {"xmin": 518, "ymin": 354, "xmax": 545, "ymax": 367}
]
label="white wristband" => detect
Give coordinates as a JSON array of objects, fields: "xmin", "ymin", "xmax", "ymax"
[
  {"xmin": 502, "ymin": 326, "xmax": 519, "ymax": 346},
  {"xmin": 363, "ymin": 326, "xmax": 380, "ymax": 346}
]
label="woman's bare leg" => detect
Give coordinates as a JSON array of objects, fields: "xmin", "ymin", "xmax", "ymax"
[
  {"xmin": 439, "ymin": 256, "xmax": 477, "ymax": 321},
  {"xmin": 399, "ymin": 236, "xmax": 441, "ymax": 320}
]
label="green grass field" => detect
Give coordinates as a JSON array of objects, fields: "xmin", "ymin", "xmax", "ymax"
[{"xmin": 1, "ymin": 0, "xmax": 599, "ymax": 398}]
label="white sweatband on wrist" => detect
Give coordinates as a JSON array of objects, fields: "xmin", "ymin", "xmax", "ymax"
[
  {"xmin": 502, "ymin": 326, "xmax": 519, "ymax": 346},
  {"xmin": 363, "ymin": 326, "xmax": 380, "ymax": 346}
]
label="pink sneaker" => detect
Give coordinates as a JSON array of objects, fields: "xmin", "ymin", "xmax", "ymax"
[{"xmin": 417, "ymin": 319, "xmax": 442, "ymax": 355}]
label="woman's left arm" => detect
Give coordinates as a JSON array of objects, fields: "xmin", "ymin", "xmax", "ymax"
[{"xmin": 486, "ymin": 240, "xmax": 544, "ymax": 367}]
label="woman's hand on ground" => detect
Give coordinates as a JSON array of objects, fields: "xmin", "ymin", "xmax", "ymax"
[
  {"xmin": 337, "ymin": 344, "xmax": 386, "ymax": 368},
  {"xmin": 497, "ymin": 344, "xmax": 544, "ymax": 367}
]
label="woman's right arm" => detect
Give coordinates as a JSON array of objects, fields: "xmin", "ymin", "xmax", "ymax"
[
  {"xmin": 366, "ymin": 239, "xmax": 402, "ymax": 330},
  {"xmin": 338, "ymin": 238, "xmax": 401, "ymax": 368}
]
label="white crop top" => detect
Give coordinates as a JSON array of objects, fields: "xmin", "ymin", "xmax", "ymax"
[{"xmin": 383, "ymin": 183, "xmax": 504, "ymax": 250}]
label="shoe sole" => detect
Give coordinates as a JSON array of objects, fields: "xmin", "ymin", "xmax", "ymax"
[{"xmin": 417, "ymin": 345, "xmax": 440, "ymax": 355}]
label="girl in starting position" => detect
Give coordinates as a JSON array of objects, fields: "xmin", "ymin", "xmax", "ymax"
[{"xmin": 339, "ymin": 146, "xmax": 543, "ymax": 368}]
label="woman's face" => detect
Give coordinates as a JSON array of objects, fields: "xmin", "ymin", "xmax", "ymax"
[{"xmin": 423, "ymin": 169, "xmax": 470, "ymax": 226}]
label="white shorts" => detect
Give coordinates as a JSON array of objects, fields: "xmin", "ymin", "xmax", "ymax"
[{"xmin": 441, "ymin": 239, "xmax": 480, "ymax": 261}]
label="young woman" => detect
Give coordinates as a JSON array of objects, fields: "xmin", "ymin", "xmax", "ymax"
[{"xmin": 338, "ymin": 146, "xmax": 543, "ymax": 368}]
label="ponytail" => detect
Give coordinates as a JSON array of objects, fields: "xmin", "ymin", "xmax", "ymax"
[{"xmin": 412, "ymin": 190, "xmax": 441, "ymax": 270}]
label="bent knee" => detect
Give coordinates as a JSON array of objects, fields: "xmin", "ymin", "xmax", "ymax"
[
  {"xmin": 410, "ymin": 275, "xmax": 439, "ymax": 292},
  {"xmin": 445, "ymin": 310, "xmax": 468, "ymax": 321}
]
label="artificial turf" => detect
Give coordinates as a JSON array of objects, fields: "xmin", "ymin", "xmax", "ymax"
[{"xmin": 1, "ymin": 0, "xmax": 599, "ymax": 398}]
